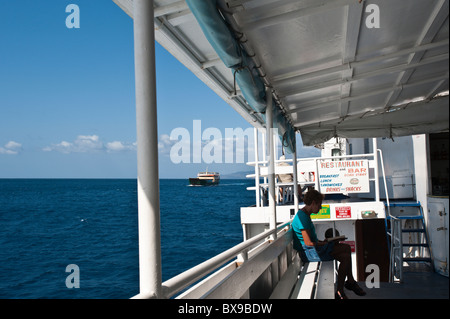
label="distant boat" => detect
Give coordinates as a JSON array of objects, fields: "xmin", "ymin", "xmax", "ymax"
[{"xmin": 189, "ymin": 171, "xmax": 220, "ymax": 186}]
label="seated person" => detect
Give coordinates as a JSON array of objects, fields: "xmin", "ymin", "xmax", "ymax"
[{"xmin": 291, "ymin": 189, "xmax": 366, "ymax": 299}]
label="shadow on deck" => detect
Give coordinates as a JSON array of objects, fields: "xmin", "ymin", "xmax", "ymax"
[{"xmin": 352, "ymin": 264, "xmax": 448, "ymax": 299}]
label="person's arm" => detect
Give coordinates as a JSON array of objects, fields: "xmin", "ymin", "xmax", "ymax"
[
  {"xmin": 301, "ymin": 229, "xmax": 316, "ymax": 247},
  {"xmin": 301, "ymin": 229, "xmax": 327, "ymax": 247}
]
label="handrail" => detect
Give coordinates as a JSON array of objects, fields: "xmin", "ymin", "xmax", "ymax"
[
  {"xmin": 377, "ymin": 149, "xmax": 391, "ymax": 212},
  {"xmin": 388, "ymin": 216, "xmax": 402, "ymax": 282},
  {"xmin": 132, "ymin": 220, "xmax": 293, "ymax": 299}
]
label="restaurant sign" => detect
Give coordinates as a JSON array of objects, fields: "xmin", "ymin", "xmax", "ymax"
[{"xmin": 318, "ymin": 160, "xmax": 370, "ymax": 194}]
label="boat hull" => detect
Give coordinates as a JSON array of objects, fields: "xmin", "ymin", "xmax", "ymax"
[{"xmin": 189, "ymin": 178, "xmax": 220, "ymax": 186}]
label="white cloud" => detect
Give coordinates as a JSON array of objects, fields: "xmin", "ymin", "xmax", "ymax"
[
  {"xmin": 43, "ymin": 135, "xmax": 101, "ymax": 154},
  {"xmin": 105, "ymin": 141, "xmax": 136, "ymax": 152},
  {"xmin": 73, "ymin": 135, "xmax": 103, "ymax": 152},
  {"xmin": 0, "ymin": 141, "xmax": 22, "ymax": 155},
  {"xmin": 43, "ymin": 135, "xmax": 136, "ymax": 154},
  {"xmin": 158, "ymin": 133, "xmax": 177, "ymax": 154}
]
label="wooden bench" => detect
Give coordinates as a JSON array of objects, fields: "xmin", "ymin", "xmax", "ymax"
[{"xmin": 270, "ymin": 257, "xmax": 335, "ymax": 299}]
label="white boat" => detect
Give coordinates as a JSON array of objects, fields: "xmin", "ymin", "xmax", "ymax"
[{"xmin": 112, "ymin": 0, "xmax": 449, "ymax": 299}]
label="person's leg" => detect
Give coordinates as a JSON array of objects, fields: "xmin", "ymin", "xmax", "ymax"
[
  {"xmin": 330, "ymin": 242, "xmax": 353, "ymax": 296},
  {"xmin": 331, "ymin": 242, "xmax": 366, "ymax": 297}
]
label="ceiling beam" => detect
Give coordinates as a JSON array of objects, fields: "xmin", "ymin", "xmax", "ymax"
[
  {"xmin": 242, "ymin": 0, "xmax": 363, "ymax": 31},
  {"xmin": 288, "ymin": 74, "xmax": 449, "ymax": 120},
  {"xmin": 280, "ymin": 53, "xmax": 448, "ymax": 98},
  {"xmin": 339, "ymin": 2, "xmax": 365, "ymax": 119},
  {"xmin": 383, "ymin": 0, "xmax": 449, "ymax": 107},
  {"xmin": 272, "ymin": 39, "xmax": 448, "ymax": 87}
]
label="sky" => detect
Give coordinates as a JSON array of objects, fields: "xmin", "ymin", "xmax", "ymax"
[{"xmin": 0, "ymin": 0, "xmax": 320, "ymax": 179}]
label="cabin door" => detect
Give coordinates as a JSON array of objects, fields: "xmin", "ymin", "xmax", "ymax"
[{"xmin": 355, "ymin": 219, "xmax": 390, "ymax": 282}]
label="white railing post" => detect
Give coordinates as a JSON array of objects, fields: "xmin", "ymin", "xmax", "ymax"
[
  {"xmin": 266, "ymin": 88, "xmax": 277, "ymax": 240},
  {"xmin": 292, "ymin": 133, "xmax": 299, "ymax": 210},
  {"xmin": 373, "ymin": 138, "xmax": 380, "ymax": 202},
  {"xmin": 254, "ymin": 127, "xmax": 261, "ymax": 207},
  {"xmin": 134, "ymin": 0, "xmax": 162, "ymax": 299},
  {"xmin": 314, "ymin": 158, "xmax": 320, "ymax": 191},
  {"xmin": 261, "ymin": 132, "xmax": 267, "ymax": 185}
]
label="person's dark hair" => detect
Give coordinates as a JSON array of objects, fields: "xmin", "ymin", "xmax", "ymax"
[{"xmin": 303, "ymin": 189, "xmax": 324, "ymax": 205}]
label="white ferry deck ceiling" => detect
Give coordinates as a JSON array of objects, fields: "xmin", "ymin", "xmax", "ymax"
[{"xmin": 113, "ymin": 0, "xmax": 449, "ymax": 146}]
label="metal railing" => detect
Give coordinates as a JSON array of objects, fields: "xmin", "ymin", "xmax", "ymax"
[
  {"xmin": 389, "ymin": 216, "xmax": 403, "ymax": 282},
  {"xmin": 132, "ymin": 220, "xmax": 293, "ymax": 299}
]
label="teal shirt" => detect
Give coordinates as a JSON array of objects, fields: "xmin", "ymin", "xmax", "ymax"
[{"xmin": 292, "ymin": 209, "xmax": 318, "ymax": 250}]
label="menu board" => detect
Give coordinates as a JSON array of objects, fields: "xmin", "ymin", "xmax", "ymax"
[{"xmin": 318, "ymin": 160, "xmax": 370, "ymax": 194}]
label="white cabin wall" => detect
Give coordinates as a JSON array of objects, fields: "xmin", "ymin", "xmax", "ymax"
[
  {"xmin": 378, "ymin": 137, "xmax": 415, "ymax": 199},
  {"xmin": 346, "ymin": 136, "xmax": 416, "ymax": 200},
  {"xmin": 412, "ymin": 134, "xmax": 430, "ymax": 219}
]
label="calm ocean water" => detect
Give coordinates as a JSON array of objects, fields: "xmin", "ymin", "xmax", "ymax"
[{"xmin": 0, "ymin": 178, "xmax": 254, "ymax": 299}]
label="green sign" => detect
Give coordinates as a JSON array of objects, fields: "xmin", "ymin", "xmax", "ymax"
[{"xmin": 311, "ymin": 204, "xmax": 331, "ymax": 219}]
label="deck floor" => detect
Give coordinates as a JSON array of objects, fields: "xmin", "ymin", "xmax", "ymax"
[{"xmin": 350, "ymin": 264, "xmax": 448, "ymax": 299}]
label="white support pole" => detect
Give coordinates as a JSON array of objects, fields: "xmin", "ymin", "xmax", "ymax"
[
  {"xmin": 315, "ymin": 158, "xmax": 320, "ymax": 191},
  {"xmin": 274, "ymin": 130, "xmax": 279, "ymax": 204},
  {"xmin": 261, "ymin": 133, "xmax": 267, "ymax": 185},
  {"xmin": 292, "ymin": 133, "xmax": 299, "ymax": 210},
  {"xmin": 266, "ymin": 88, "xmax": 277, "ymax": 240},
  {"xmin": 254, "ymin": 127, "xmax": 261, "ymax": 207},
  {"xmin": 134, "ymin": 0, "xmax": 162, "ymax": 299},
  {"xmin": 274, "ymin": 130, "xmax": 278, "ymax": 160},
  {"xmin": 373, "ymin": 138, "xmax": 380, "ymax": 202}
]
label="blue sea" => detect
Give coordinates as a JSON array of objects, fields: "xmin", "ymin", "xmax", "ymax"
[{"xmin": 0, "ymin": 178, "xmax": 254, "ymax": 299}]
